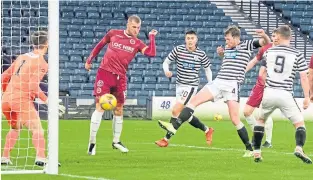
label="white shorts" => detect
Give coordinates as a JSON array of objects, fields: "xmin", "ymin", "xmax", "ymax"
[
  {"xmin": 205, "ymin": 79, "xmax": 240, "ymax": 102},
  {"xmin": 260, "ymin": 88, "xmax": 303, "ymax": 124},
  {"xmin": 176, "ymin": 84, "xmax": 197, "ymax": 105}
]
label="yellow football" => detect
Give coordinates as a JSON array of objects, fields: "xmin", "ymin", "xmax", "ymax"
[
  {"xmin": 214, "ymin": 113, "xmax": 223, "ymax": 121},
  {"xmin": 99, "ymin": 94, "xmax": 117, "ymax": 110}
]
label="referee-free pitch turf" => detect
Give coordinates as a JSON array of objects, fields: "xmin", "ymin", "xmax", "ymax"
[{"xmin": 2, "ymin": 119, "xmax": 313, "ymax": 180}]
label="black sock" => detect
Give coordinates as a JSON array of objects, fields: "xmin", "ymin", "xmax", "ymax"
[
  {"xmin": 170, "ymin": 117, "xmax": 177, "ymax": 124},
  {"xmin": 237, "ymin": 126, "xmax": 253, "ymax": 151},
  {"xmin": 253, "ymin": 126, "xmax": 265, "ymax": 150},
  {"xmin": 295, "ymin": 127, "xmax": 306, "ymax": 147},
  {"xmin": 172, "ymin": 107, "xmax": 194, "ymax": 130},
  {"xmin": 189, "ymin": 116, "xmax": 207, "ymax": 132},
  {"xmin": 165, "ymin": 132, "xmax": 173, "ymax": 140},
  {"xmin": 165, "ymin": 117, "xmax": 177, "ymax": 140}
]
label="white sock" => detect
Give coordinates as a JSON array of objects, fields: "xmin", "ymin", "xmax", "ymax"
[
  {"xmin": 265, "ymin": 116, "xmax": 273, "ymax": 143},
  {"xmin": 89, "ymin": 110, "xmax": 104, "ymax": 143},
  {"xmin": 245, "ymin": 115, "xmax": 256, "ymax": 132},
  {"xmin": 113, "ymin": 116, "xmax": 123, "ymax": 143}
]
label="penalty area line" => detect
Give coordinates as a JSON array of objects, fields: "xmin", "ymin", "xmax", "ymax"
[{"xmin": 60, "ymin": 173, "xmax": 112, "ymax": 180}]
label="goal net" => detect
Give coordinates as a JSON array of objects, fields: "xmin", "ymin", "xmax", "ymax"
[{"xmin": 1, "ymin": 0, "xmax": 59, "ymax": 174}]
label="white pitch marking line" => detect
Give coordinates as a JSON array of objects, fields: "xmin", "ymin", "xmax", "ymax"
[
  {"xmin": 60, "ymin": 173, "xmax": 112, "ymax": 180},
  {"xmin": 169, "ymin": 144, "xmax": 313, "ymax": 156}
]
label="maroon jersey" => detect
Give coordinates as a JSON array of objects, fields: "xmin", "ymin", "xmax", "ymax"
[
  {"xmin": 254, "ymin": 43, "xmax": 273, "ymax": 86},
  {"xmin": 86, "ymin": 29, "xmax": 147, "ymax": 76},
  {"xmin": 309, "ymin": 54, "xmax": 313, "ymax": 69}
]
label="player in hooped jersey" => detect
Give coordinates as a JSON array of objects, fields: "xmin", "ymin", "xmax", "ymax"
[
  {"xmin": 156, "ymin": 30, "xmax": 214, "ymax": 147},
  {"xmin": 85, "ymin": 15, "xmax": 158, "ymax": 154},
  {"xmin": 1, "ymin": 31, "xmax": 63, "ymax": 166},
  {"xmin": 159, "ymin": 26, "xmax": 270, "ymax": 157},
  {"xmin": 244, "ymin": 33, "xmax": 278, "ymax": 148},
  {"xmin": 253, "ymin": 26, "xmax": 311, "ymax": 163}
]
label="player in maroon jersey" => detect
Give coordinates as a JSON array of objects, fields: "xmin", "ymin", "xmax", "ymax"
[
  {"xmin": 85, "ymin": 15, "xmax": 158, "ymax": 154},
  {"xmin": 309, "ymin": 54, "xmax": 313, "ymax": 101},
  {"xmin": 244, "ymin": 32, "xmax": 278, "ymax": 150}
]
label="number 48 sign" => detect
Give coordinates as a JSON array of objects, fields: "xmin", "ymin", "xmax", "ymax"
[{"xmin": 159, "ymin": 100, "xmax": 171, "ymax": 110}]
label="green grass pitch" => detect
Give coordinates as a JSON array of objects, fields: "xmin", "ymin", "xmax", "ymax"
[{"xmin": 1, "ymin": 119, "xmax": 313, "ymax": 180}]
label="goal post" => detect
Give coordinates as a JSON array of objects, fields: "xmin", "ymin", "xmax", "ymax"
[
  {"xmin": 46, "ymin": 0, "xmax": 59, "ymax": 175},
  {"xmin": 1, "ymin": 0, "xmax": 59, "ymax": 175}
]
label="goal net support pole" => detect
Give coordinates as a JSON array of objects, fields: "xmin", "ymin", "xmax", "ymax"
[{"xmin": 46, "ymin": 0, "xmax": 59, "ymax": 175}]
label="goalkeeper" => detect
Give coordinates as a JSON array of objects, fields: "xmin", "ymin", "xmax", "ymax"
[{"xmin": 1, "ymin": 31, "xmax": 64, "ymax": 166}]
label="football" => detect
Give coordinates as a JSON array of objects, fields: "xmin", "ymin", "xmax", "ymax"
[
  {"xmin": 214, "ymin": 113, "xmax": 223, "ymax": 121},
  {"xmin": 99, "ymin": 94, "xmax": 117, "ymax": 110}
]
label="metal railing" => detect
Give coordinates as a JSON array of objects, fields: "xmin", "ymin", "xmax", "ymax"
[{"xmin": 238, "ymin": 0, "xmax": 312, "ymax": 59}]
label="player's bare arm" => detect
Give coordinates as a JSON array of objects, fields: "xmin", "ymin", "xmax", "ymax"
[
  {"xmin": 85, "ymin": 31, "xmax": 111, "ymax": 71},
  {"xmin": 246, "ymin": 56, "xmax": 258, "ymax": 72},
  {"xmin": 256, "ymin": 29, "xmax": 271, "ymax": 46},
  {"xmin": 141, "ymin": 29, "xmax": 158, "ymax": 56},
  {"xmin": 309, "ymin": 68, "xmax": 313, "ymax": 101},
  {"xmin": 300, "ymin": 71, "xmax": 310, "ymax": 109},
  {"xmin": 163, "ymin": 58, "xmax": 173, "ymax": 78}
]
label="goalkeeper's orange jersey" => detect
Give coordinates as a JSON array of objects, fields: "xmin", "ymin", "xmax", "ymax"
[{"xmin": 1, "ymin": 52, "xmax": 48, "ymax": 103}]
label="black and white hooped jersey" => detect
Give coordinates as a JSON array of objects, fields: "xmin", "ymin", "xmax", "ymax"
[
  {"xmin": 216, "ymin": 39, "xmax": 260, "ymax": 83},
  {"xmin": 167, "ymin": 44, "xmax": 211, "ymax": 86},
  {"xmin": 264, "ymin": 45, "xmax": 308, "ymax": 92}
]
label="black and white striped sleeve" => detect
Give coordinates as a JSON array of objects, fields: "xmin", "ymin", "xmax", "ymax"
[
  {"xmin": 244, "ymin": 39, "xmax": 261, "ymax": 51},
  {"xmin": 296, "ymin": 52, "xmax": 308, "ymax": 73},
  {"xmin": 201, "ymin": 52, "xmax": 211, "ymax": 68},
  {"xmin": 167, "ymin": 46, "xmax": 178, "ymax": 62}
]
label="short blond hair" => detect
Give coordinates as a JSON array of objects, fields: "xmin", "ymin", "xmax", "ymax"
[{"xmin": 128, "ymin": 15, "xmax": 141, "ymax": 23}]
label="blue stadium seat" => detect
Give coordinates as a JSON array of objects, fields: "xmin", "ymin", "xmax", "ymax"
[
  {"xmin": 129, "ymin": 84, "xmax": 142, "ymax": 90},
  {"xmin": 163, "ymin": 90, "xmax": 175, "ymax": 96},
  {"xmin": 60, "ymin": 83, "xmax": 69, "ymax": 91},
  {"xmin": 87, "ymin": 7, "xmax": 98, "ymax": 12},
  {"xmin": 65, "ymin": 62, "xmax": 79, "ymax": 69},
  {"xmin": 171, "ymin": 77, "xmax": 177, "ymax": 83},
  {"xmin": 152, "ymin": 21, "xmax": 165, "ymax": 27},
  {"xmin": 74, "ymin": 69, "xmax": 86, "ymax": 76},
  {"xmin": 171, "ymin": 15, "xmax": 183, "ymax": 21},
  {"xmin": 158, "ymin": 77, "xmax": 170, "ymax": 84},
  {"xmin": 70, "ymin": 76, "xmax": 87, "ymax": 83},
  {"xmin": 133, "ymin": 64, "xmax": 146, "ymax": 70},
  {"xmin": 62, "ymin": 12, "xmax": 74, "ymax": 18},
  {"xmin": 130, "ymin": 77, "xmax": 143, "ymax": 83},
  {"xmin": 81, "ymin": 83, "xmax": 94, "ymax": 90},
  {"xmin": 157, "ymin": 2, "xmax": 169, "ymax": 8},
  {"xmin": 183, "ymin": 15, "xmax": 196, "ymax": 21},
  {"xmin": 70, "ymin": 55, "xmax": 82, "ymax": 62},
  {"xmin": 125, "ymin": 7, "xmax": 138, "ymax": 14},
  {"xmin": 89, "ymin": 76, "xmax": 96, "ymax": 83},
  {"xmin": 79, "ymin": 90, "xmax": 93, "ymax": 97},
  {"xmin": 60, "ymin": 55, "xmax": 69, "ymax": 62},
  {"xmin": 142, "ymin": 84, "xmax": 156, "ymax": 90},
  {"xmin": 69, "ymin": 83, "xmax": 81, "ymax": 90},
  {"xmin": 151, "ymin": 8, "xmax": 163, "ymax": 14},
  {"xmin": 158, "ymin": 15, "xmax": 170, "ymax": 21},
  {"xmin": 144, "ymin": 2, "xmax": 157, "ymax": 8},
  {"xmin": 69, "ymin": 90, "xmax": 79, "ymax": 97},
  {"xmin": 144, "ymin": 76, "xmax": 157, "ymax": 84},
  {"xmin": 169, "ymin": 84, "xmax": 176, "ymax": 90},
  {"xmin": 135, "ymin": 90, "xmax": 149, "ymax": 96},
  {"xmin": 176, "ymin": 9, "xmax": 188, "ymax": 15},
  {"xmin": 60, "ymin": 76, "xmax": 70, "ymax": 83},
  {"xmin": 84, "ymin": 19, "xmax": 97, "ymax": 25},
  {"xmin": 146, "ymin": 64, "xmax": 160, "ymax": 70},
  {"xmin": 82, "ymin": 31, "xmax": 94, "ymax": 38},
  {"xmin": 137, "ymin": 57, "xmax": 150, "ymax": 64},
  {"xmin": 88, "ymin": 12, "xmax": 100, "ymax": 18},
  {"xmin": 151, "ymin": 57, "xmax": 163, "ymax": 64},
  {"xmin": 60, "ymin": 69, "xmax": 74, "ymax": 76},
  {"xmin": 169, "ymin": 2, "xmax": 182, "ymax": 9},
  {"xmin": 190, "ymin": 21, "xmax": 203, "ymax": 28},
  {"xmin": 177, "ymin": 21, "xmax": 189, "ymax": 27},
  {"xmin": 127, "ymin": 90, "xmax": 136, "ymax": 97}
]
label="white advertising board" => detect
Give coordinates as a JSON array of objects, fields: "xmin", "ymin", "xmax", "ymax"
[{"xmin": 152, "ymin": 96, "xmax": 313, "ymax": 121}]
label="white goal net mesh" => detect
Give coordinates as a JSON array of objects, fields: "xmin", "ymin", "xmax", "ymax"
[{"xmin": 1, "ymin": 0, "xmax": 49, "ymax": 173}]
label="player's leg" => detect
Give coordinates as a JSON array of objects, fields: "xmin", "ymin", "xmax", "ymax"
[
  {"xmin": 253, "ymin": 89, "xmax": 276, "ymax": 162},
  {"xmin": 155, "ymin": 102, "xmax": 184, "ymax": 147},
  {"xmin": 111, "ymin": 76, "xmax": 128, "ymax": 153},
  {"xmin": 262, "ymin": 116, "xmax": 273, "ymax": 148},
  {"xmin": 243, "ymin": 104, "xmax": 256, "ymax": 132},
  {"xmin": 279, "ymin": 93, "xmax": 312, "ymax": 164},
  {"xmin": 88, "ymin": 69, "xmax": 111, "ymax": 155},
  {"xmin": 1, "ymin": 102, "xmax": 20, "ymax": 165},
  {"xmin": 160, "ymin": 83, "xmax": 217, "ymax": 136},
  {"xmin": 227, "ymin": 100, "xmax": 253, "ymax": 157}
]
